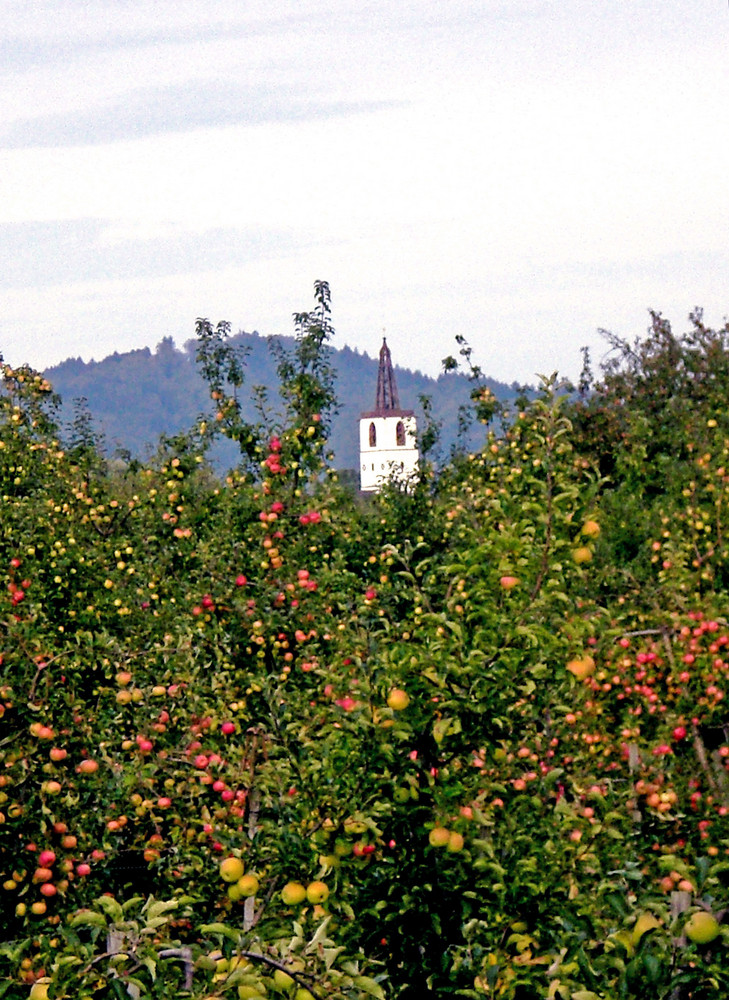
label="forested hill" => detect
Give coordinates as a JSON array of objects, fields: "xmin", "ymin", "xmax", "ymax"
[{"xmin": 44, "ymin": 331, "xmax": 519, "ymax": 471}]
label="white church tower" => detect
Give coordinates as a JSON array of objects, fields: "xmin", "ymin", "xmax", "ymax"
[{"xmin": 359, "ymin": 339, "xmax": 419, "ymax": 492}]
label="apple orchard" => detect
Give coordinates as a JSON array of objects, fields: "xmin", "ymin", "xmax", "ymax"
[{"xmin": 1, "ymin": 289, "xmax": 728, "ymax": 999}]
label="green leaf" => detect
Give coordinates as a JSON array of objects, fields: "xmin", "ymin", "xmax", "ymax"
[
  {"xmin": 174, "ymin": 895, "xmax": 197, "ymax": 906},
  {"xmin": 443, "ymin": 620, "xmax": 463, "ymax": 640},
  {"xmin": 140, "ymin": 955, "xmax": 157, "ymax": 981},
  {"xmin": 604, "ymin": 892, "xmax": 631, "ymax": 918},
  {"xmin": 54, "ymin": 956, "xmax": 83, "ymax": 968},
  {"xmin": 696, "ymin": 855, "xmax": 711, "ymax": 888},
  {"xmin": 95, "ymin": 895, "xmax": 124, "ymax": 923},
  {"xmin": 124, "ymin": 977, "xmax": 145, "ymax": 999},
  {"xmin": 144, "ymin": 898, "xmax": 179, "ymax": 921},
  {"xmin": 226, "ymin": 968, "xmax": 261, "ymax": 988},
  {"xmin": 422, "ymin": 668, "xmax": 444, "ymax": 687},
  {"xmin": 70, "ymin": 909, "xmax": 108, "ymax": 929},
  {"xmin": 200, "ymin": 922, "xmax": 242, "ymax": 943},
  {"xmin": 121, "ymin": 895, "xmax": 145, "ymax": 913},
  {"xmin": 144, "ymin": 916, "xmax": 173, "ymax": 930},
  {"xmin": 353, "ymin": 975, "xmax": 386, "ymax": 998},
  {"xmin": 642, "ymin": 953, "xmax": 662, "ymax": 983},
  {"xmin": 657, "ymin": 854, "xmax": 687, "ymax": 874},
  {"xmin": 433, "ymin": 716, "xmax": 461, "ymax": 744},
  {"xmin": 306, "ymin": 916, "xmax": 333, "ymax": 951},
  {"xmin": 323, "ymin": 945, "xmax": 346, "ymax": 971}
]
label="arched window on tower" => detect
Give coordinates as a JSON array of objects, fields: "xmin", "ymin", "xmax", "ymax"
[
  {"xmin": 369, "ymin": 422, "xmax": 377, "ymax": 447},
  {"xmin": 396, "ymin": 420, "xmax": 405, "ymax": 446}
]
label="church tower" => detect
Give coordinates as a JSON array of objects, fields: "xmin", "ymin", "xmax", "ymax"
[{"xmin": 359, "ymin": 339, "xmax": 419, "ymax": 492}]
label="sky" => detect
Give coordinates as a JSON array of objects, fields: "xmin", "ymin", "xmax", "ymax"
[{"xmin": 1, "ymin": 0, "xmax": 729, "ymax": 387}]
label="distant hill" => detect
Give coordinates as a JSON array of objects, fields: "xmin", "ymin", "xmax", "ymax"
[{"xmin": 44, "ymin": 331, "xmax": 522, "ymax": 472}]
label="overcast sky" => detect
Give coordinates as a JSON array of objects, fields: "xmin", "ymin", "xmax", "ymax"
[{"xmin": 1, "ymin": 1, "xmax": 728, "ymax": 386}]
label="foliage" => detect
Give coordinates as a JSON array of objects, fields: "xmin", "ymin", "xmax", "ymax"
[
  {"xmin": 1, "ymin": 302, "xmax": 728, "ymax": 999},
  {"xmin": 569, "ymin": 310, "xmax": 729, "ymax": 603},
  {"xmin": 44, "ymin": 332, "xmax": 515, "ymax": 475}
]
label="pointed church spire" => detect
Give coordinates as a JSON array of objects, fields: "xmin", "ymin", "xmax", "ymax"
[
  {"xmin": 359, "ymin": 336, "xmax": 419, "ymax": 492},
  {"xmin": 375, "ymin": 338, "xmax": 400, "ymax": 411}
]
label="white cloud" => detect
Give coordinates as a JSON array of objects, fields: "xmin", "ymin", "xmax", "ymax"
[{"xmin": 1, "ymin": 0, "xmax": 728, "ymax": 384}]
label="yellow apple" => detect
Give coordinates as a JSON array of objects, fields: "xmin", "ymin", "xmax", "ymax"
[
  {"xmin": 281, "ymin": 881, "xmax": 307, "ymax": 905},
  {"xmin": 273, "ymin": 958, "xmax": 304, "ymax": 993},
  {"xmin": 305, "ymin": 880, "xmax": 329, "ymax": 904},
  {"xmin": 566, "ymin": 655, "xmax": 595, "ymax": 680},
  {"xmin": 572, "ymin": 546, "xmax": 593, "ymax": 565},
  {"xmin": 447, "ymin": 831, "xmax": 464, "ymax": 852},
  {"xmin": 235, "ymin": 873, "xmax": 259, "ymax": 897},
  {"xmin": 273, "ymin": 969, "xmax": 294, "ymax": 990},
  {"xmin": 387, "ymin": 688, "xmax": 410, "ymax": 710},
  {"xmin": 428, "ymin": 827, "xmax": 451, "ymax": 847},
  {"xmin": 685, "ymin": 911, "xmax": 720, "ymax": 944},
  {"xmin": 220, "ymin": 856, "xmax": 245, "ymax": 883},
  {"xmin": 237, "ymin": 986, "xmax": 265, "ymax": 999}
]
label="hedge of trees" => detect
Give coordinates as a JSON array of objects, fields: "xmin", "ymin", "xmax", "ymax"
[
  {"xmin": 45, "ymin": 328, "xmax": 511, "ymax": 475},
  {"xmin": 1, "ymin": 287, "xmax": 727, "ymax": 999}
]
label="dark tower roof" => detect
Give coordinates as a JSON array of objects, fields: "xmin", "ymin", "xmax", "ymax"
[
  {"xmin": 360, "ymin": 338, "xmax": 414, "ymax": 419},
  {"xmin": 375, "ymin": 338, "xmax": 400, "ymax": 411}
]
